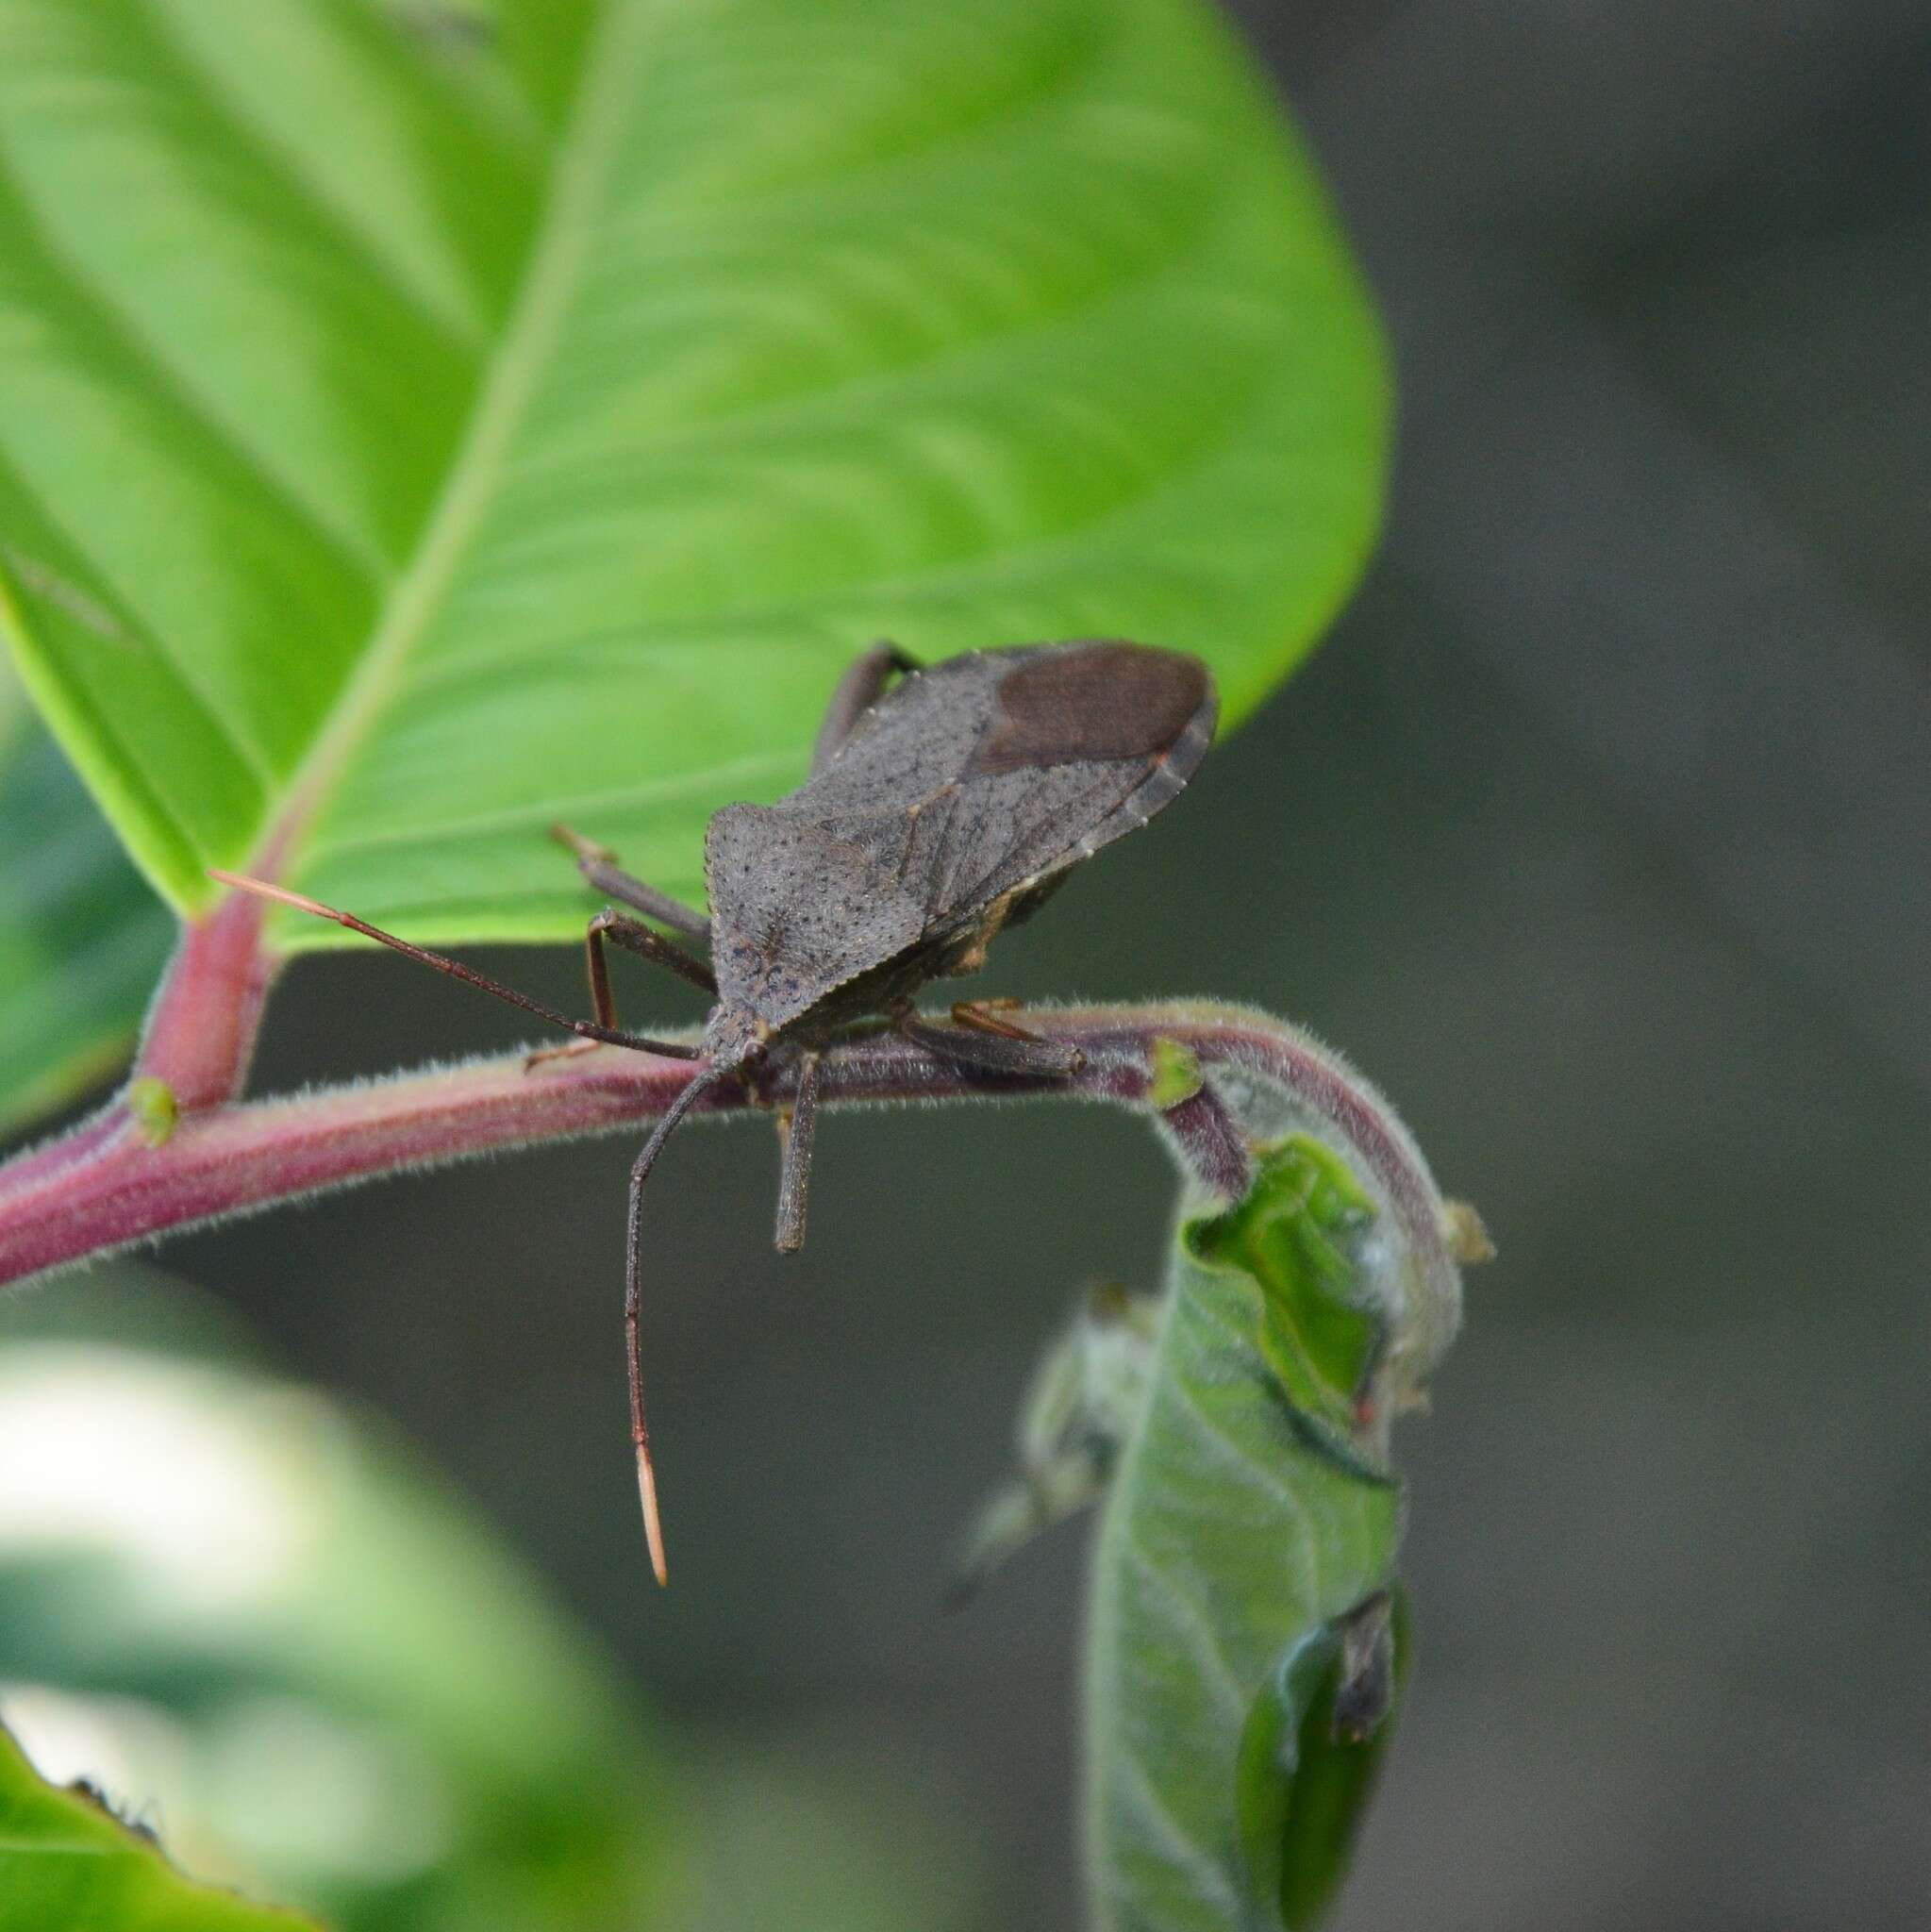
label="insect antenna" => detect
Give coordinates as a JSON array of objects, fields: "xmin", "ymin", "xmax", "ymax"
[
  {"xmin": 624, "ymin": 1059, "xmax": 735, "ymax": 1584},
  {"xmin": 208, "ymin": 873, "xmax": 702, "ymax": 1059}
]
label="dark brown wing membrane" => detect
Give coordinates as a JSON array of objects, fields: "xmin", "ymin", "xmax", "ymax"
[
  {"xmin": 769, "ymin": 641, "xmax": 1217, "ymax": 940},
  {"xmin": 966, "ymin": 643, "xmax": 1210, "ymax": 774}
]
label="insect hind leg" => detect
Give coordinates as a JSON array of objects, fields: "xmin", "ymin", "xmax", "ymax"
[
  {"xmin": 895, "ymin": 1003, "xmax": 1083, "ymax": 1077},
  {"xmin": 551, "ymin": 824, "xmax": 711, "ymax": 940},
  {"xmin": 810, "ymin": 641, "xmax": 921, "ymax": 774}
]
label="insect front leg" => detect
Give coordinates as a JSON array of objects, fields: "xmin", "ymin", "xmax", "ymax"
[
  {"xmin": 552, "ymin": 824, "xmax": 711, "ymax": 940},
  {"xmin": 894, "ymin": 1004, "xmax": 1084, "ymax": 1077},
  {"xmin": 809, "ymin": 641, "xmax": 922, "ymax": 774},
  {"xmin": 773, "ymin": 1050, "xmax": 823, "ymax": 1253},
  {"xmin": 526, "ymin": 910, "xmax": 718, "ymax": 1070}
]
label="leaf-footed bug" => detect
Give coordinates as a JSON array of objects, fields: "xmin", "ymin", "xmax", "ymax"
[{"xmin": 214, "ymin": 639, "xmax": 1217, "ymax": 1581}]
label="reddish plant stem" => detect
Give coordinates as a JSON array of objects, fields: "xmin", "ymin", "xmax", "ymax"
[
  {"xmin": 0, "ymin": 1108, "xmax": 128, "ymax": 1204},
  {"xmin": 0, "ymin": 1003, "xmax": 1459, "ymax": 1307},
  {"xmin": 135, "ymin": 858, "xmax": 285, "ymax": 1112},
  {"xmin": 0, "ymin": 885, "xmax": 284, "ymax": 1208}
]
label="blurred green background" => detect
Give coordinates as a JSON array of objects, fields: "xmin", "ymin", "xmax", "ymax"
[{"xmin": 5, "ymin": 2, "xmax": 1929, "ymax": 1927}]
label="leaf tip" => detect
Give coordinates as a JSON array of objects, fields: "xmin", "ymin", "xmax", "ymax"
[{"xmin": 1442, "ymin": 1199, "xmax": 1495, "ymax": 1266}]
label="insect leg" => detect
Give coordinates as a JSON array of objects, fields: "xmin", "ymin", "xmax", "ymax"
[
  {"xmin": 809, "ymin": 641, "xmax": 922, "ymax": 774},
  {"xmin": 951, "ymin": 999, "xmax": 1050, "ymax": 1041},
  {"xmin": 895, "ymin": 1008, "xmax": 1084, "ymax": 1077},
  {"xmin": 773, "ymin": 1050, "xmax": 823, "ymax": 1253},
  {"xmin": 551, "ymin": 824, "xmax": 711, "ymax": 941},
  {"xmin": 595, "ymin": 908, "xmax": 717, "ymax": 994},
  {"xmin": 208, "ymin": 873, "xmax": 702, "ymax": 1059},
  {"xmin": 625, "ymin": 1062, "xmax": 733, "ymax": 1586},
  {"xmin": 525, "ymin": 909, "xmax": 719, "ymax": 1070}
]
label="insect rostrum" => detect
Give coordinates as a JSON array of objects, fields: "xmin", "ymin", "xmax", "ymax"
[{"xmin": 214, "ymin": 639, "xmax": 1217, "ymax": 1583}]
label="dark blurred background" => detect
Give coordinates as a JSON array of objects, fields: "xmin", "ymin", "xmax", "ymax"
[{"xmin": 125, "ymin": 2, "xmax": 1931, "ymax": 1925}]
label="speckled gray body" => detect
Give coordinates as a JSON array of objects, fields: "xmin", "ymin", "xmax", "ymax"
[{"xmin": 700, "ymin": 641, "xmax": 1217, "ymax": 1064}]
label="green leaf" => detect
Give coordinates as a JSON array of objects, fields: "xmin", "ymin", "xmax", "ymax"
[
  {"xmin": 0, "ymin": 0, "xmax": 1385, "ymax": 946},
  {"xmin": 0, "ymin": 1271, "xmax": 677, "ymax": 1932},
  {"xmin": 0, "ymin": 652, "xmax": 173, "ymax": 1134},
  {"xmin": 1085, "ymin": 1140, "xmax": 1433, "ymax": 1932},
  {"xmin": 0, "ymin": 1717, "xmax": 318, "ymax": 1931},
  {"xmin": 1184, "ymin": 1135, "xmax": 1382, "ymax": 1448}
]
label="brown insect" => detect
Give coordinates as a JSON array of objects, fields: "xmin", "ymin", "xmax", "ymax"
[{"xmin": 216, "ymin": 639, "xmax": 1217, "ymax": 1579}]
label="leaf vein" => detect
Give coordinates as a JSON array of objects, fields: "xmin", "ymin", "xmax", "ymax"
[
  {"xmin": 1119, "ymin": 1532, "xmax": 1247, "ymax": 1720},
  {"xmin": 0, "ymin": 149, "xmax": 387, "ymax": 587},
  {"xmin": 133, "ymin": 0, "xmax": 491, "ymax": 348},
  {"xmin": 263, "ymin": 0, "xmax": 662, "ymax": 861},
  {"xmin": 301, "ymin": 747, "xmax": 797, "ymax": 861},
  {"xmin": 1106, "ymin": 1745, "xmax": 1245, "ymax": 1922}
]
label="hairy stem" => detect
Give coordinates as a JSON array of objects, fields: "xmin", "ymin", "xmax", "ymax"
[
  {"xmin": 134, "ymin": 873, "xmax": 282, "ymax": 1113},
  {"xmin": 0, "ymin": 1003, "xmax": 1460, "ymax": 1305}
]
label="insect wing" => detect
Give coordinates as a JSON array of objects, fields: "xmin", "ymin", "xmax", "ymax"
[
  {"xmin": 967, "ymin": 643, "xmax": 1212, "ymax": 774},
  {"xmin": 790, "ymin": 641, "xmax": 1216, "ymax": 931}
]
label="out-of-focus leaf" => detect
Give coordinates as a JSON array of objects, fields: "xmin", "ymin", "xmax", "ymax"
[
  {"xmin": 681, "ymin": 1742, "xmax": 982, "ymax": 1932},
  {"xmin": 1085, "ymin": 1138, "xmax": 1456, "ymax": 1931},
  {"xmin": 0, "ymin": 0, "xmax": 1385, "ymax": 943},
  {"xmin": 954, "ymin": 1282, "xmax": 1161, "ymax": 1597},
  {"xmin": 0, "ymin": 1718, "xmax": 319, "ymax": 1932},
  {"xmin": 0, "ymin": 1271, "xmax": 677, "ymax": 1932},
  {"xmin": 0, "ymin": 653, "xmax": 172, "ymax": 1135}
]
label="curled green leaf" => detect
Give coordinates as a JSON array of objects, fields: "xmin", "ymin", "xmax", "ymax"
[{"xmin": 1086, "ymin": 1124, "xmax": 1461, "ymax": 1931}]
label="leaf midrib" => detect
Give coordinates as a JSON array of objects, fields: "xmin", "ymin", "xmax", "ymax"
[{"xmin": 257, "ymin": 0, "xmax": 658, "ymax": 875}]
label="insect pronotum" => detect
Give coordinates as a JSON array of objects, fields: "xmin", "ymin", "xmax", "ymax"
[{"xmin": 215, "ymin": 639, "xmax": 1218, "ymax": 1581}]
